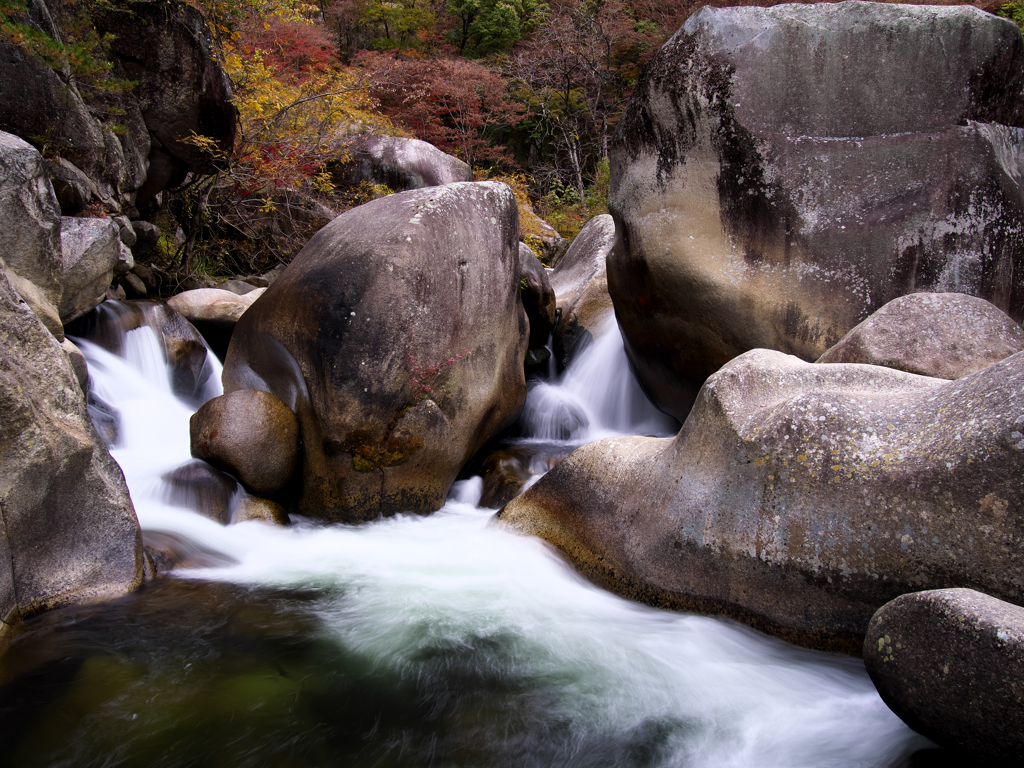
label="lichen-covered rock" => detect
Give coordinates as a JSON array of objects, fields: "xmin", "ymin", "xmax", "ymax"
[
  {"xmin": 550, "ymin": 214, "xmax": 616, "ymax": 368},
  {"xmin": 817, "ymin": 292, "xmax": 1024, "ymax": 378},
  {"xmin": 498, "ymin": 348, "xmax": 1024, "ymax": 653},
  {"xmin": 609, "ymin": 2, "xmax": 1024, "ymax": 421},
  {"xmin": 329, "ymin": 134, "xmax": 473, "ymax": 192},
  {"xmin": 190, "ymin": 389, "xmax": 300, "ymax": 494},
  {"xmin": 223, "ymin": 181, "xmax": 528, "ymax": 522},
  {"xmin": 0, "ymin": 131, "xmax": 64, "ymax": 337},
  {"xmin": 518, "ymin": 243, "xmax": 556, "ymax": 348},
  {"xmin": 0, "ymin": 271, "xmax": 142, "ymax": 654},
  {"xmin": 59, "ymin": 217, "xmax": 122, "ymax": 323},
  {"xmin": 864, "ymin": 589, "xmax": 1024, "ymax": 760}
]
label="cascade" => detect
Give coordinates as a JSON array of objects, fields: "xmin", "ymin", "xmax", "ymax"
[{"xmin": 0, "ymin": 306, "xmax": 932, "ymax": 767}]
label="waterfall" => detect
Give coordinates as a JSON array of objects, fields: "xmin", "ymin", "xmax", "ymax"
[{"xmin": 0, "ymin": 305, "xmax": 931, "ymax": 767}]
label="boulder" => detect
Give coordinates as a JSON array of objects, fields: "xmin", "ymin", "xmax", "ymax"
[
  {"xmin": 230, "ymin": 496, "xmax": 290, "ymax": 526},
  {"xmin": 817, "ymin": 292, "xmax": 1024, "ymax": 379},
  {"xmin": 550, "ymin": 214, "xmax": 616, "ymax": 368},
  {"xmin": 0, "ymin": 131, "xmax": 64, "ymax": 337},
  {"xmin": 190, "ymin": 389, "xmax": 300, "ymax": 494},
  {"xmin": 518, "ymin": 243, "xmax": 556, "ymax": 348},
  {"xmin": 161, "ymin": 460, "xmax": 238, "ymax": 525},
  {"xmin": 608, "ymin": 3, "xmax": 1024, "ymax": 422},
  {"xmin": 223, "ymin": 181, "xmax": 528, "ymax": 522},
  {"xmin": 0, "ymin": 270, "xmax": 142, "ymax": 654},
  {"xmin": 137, "ymin": 302, "xmax": 215, "ymax": 406},
  {"xmin": 864, "ymin": 589, "xmax": 1024, "ymax": 760},
  {"xmin": 58, "ymin": 217, "xmax": 123, "ymax": 323},
  {"xmin": 59, "ymin": 337, "xmax": 88, "ymax": 393},
  {"xmin": 498, "ymin": 348, "xmax": 1024, "ymax": 653},
  {"xmin": 166, "ymin": 287, "xmax": 264, "ymax": 326},
  {"xmin": 216, "ymin": 279, "xmax": 260, "ymax": 296},
  {"xmin": 329, "ymin": 134, "xmax": 473, "ymax": 192}
]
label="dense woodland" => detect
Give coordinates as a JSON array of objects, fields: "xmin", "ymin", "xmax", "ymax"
[{"xmin": 2, "ymin": 0, "xmax": 1021, "ymax": 278}]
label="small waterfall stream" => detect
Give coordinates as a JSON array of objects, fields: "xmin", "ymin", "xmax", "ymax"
[{"xmin": 0, "ymin": 306, "xmax": 932, "ymax": 767}]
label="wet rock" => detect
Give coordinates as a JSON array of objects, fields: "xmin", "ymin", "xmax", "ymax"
[
  {"xmin": 498, "ymin": 348, "xmax": 1024, "ymax": 653},
  {"xmin": 609, "ymin": 3, "xmax": 1024, "ymax": 422},
  {"xmin": 550, "ymin": 214, "xmax": 616, "ymax": 368},
  {"xmin": 864, "ymin": 588, "xmax": 1024, "ymax": 760},
  {"xmin": 137, "ymin": 302, "xmax": 214, "ymax": 406},
  {"xmin": 161, "ymin": 460, "xmax": 238, "ymax": 525},
  {"xmin": 190, "ymin": 389, "xmax": 300, "ymax": 495},
  {"xmin": 0, "ymin": 270, "xmax": 142, "ymax": 649},
  {"xmin": 143, "ymin": 530, "xmax": 239, "ymax": 573},
  {"xmin": 0, "ymin": 131, "xmax": 64, "ymax": 337},
  {"xmin": 518, "ymin": 243, "xmax": 556, "ymax": 348},
  {"xmin": 817, "ymin": 292, "xmax": 1024, "ymax": 379},
  {"xmin": 329, "ymin": 134, "xmax": 472, "ymax": 192},
  {"xmin": 478, "ymin": 449, "xmax": 534, "ymax": 509},
  {"xmin": 60, "ymin": 338, "xmax": 88, "ymax": 393},
  {"xmin": 223, "ymin": 181, "xmax": 528, "ymax": 522},
  {"xmin": 231, "ymin": 496, "xmax": 290, "ymax": 526},
  {"xmin": 59, "ymin": 217, "xmax": 122, "ymax": 324}
]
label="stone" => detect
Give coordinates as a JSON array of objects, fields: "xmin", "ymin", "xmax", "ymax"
[
  {"xmin": 190, "ymin": 389, "xmax": 300, "ymax": 495},
  {"xmin": 0, "ymin": 270, "xmax": 142, "ymax": 651},
  {"xmin": 550, "ymin": 214, "xmax": 616, "ymax": 368},
  {"xmin": 166, "ymin": 287, "xmax": 263, "ymax": 326},
  {"xmin": 223, "ymin": 181, "xmax": 528, "ymax": 522},
  {"xmin": 216, "ymin": 279, "xmax": 259, "ymax": 296},
  {"xmin": 59, "ymin": 217, "xmax": 122, "ymax": 323},
  {"xmin": 329, "ymin": 134, "xmax": 473, "ymax": 192},
  {"xmin": 608, "ymin": 2, "xmax": 1024, "ymax": 421},
  {"xmin": 42, "ymin": 157, "xmax": 98, "ymax": 215},
  {"xmin": 498, "ymin": 348, "xmax": 1024, "ymax": 653},
  {"xmin": 59, "ymin": 337, "xmax": 88, "ymax": 393},
  {"xmin": 130, "ymin": 222, "xmax": 161, "ymax": 256},
  {"xmin": 231, "ymin": 496, "xmax": 290, "ymax": 526},
  {"xmin": 0, "ymin": 131, "xmax": 64, "ymax": 337},
  {"xmin": 161, "ymin": 460, "xmax": 238, "ymax": 525},
  {"xmin": 518, "ymin": 243, "xmax": 556, "ymax": 348},
  {"xmin": 864, "ymin": 589, "xmax": 1024, "ymax": 760},
  {"xmin": 122, "ymin": 272, "xmax": 147, "ymax": 299},
  {"xmin": 137, "ymin": 302, "xmax": 215, "ymax": 406},
  {"xmin": 817, "ymin": 292, "xmax": 1024, "ymax": 379}
]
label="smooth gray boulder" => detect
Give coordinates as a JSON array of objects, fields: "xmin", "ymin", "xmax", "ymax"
[
  {"xmin": 0, "ymin": 130, "xmax": 63, "ymax": 336},
  {"xmin": 166, "ymin": 287, "xmax": 265, "ymax": 327},
  {"xmin": 59, "ymin": 217, "xmax": 122, "ymax": 323},
  {"xmin": 330, "ymin": 134, "xmax": 473, "ymax": 192},
  {"xmin": 864, "ymin": 589, "xmax": 1024, "ymax": 760},
  {"xmin": 609, "ymin": 2, "xmax": 1024, "ymax": 421},
  {"xmin": 498, "ymin": 348, "xmax": 1024, "ymax": 653},
  {"xmin": 223, "ymin": 181, "xmax": 528, "ymax": 522},
  {"xmin": 817, "ymin": 292, "xmax": 1024, "ymax": 378},
  {"xmin": 0, "ymin": 271, "xmax": 142, "ymax": 655},
  {"xmin": 550, "ymin": 214, "xmax": 616, "ymax": 368}
]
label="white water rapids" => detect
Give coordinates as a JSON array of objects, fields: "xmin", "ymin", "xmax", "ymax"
[{"xmin": 61, "ymin": 309, "xmax": 932, "ymax": 767}]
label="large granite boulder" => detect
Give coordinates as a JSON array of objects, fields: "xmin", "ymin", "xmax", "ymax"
[
  {"xmin": 166, "ymin": 287, "xmax": 264, "ymax": 327},
  {"xmin": 223, "ymin": 181, "xmax": 528, "ymax": 522},
  {"xmin": 0, "ymin": 131, "xmax": 64, "ymax": 337},
  {"xmin": 329, "ymin": 134, "xmax": 473, "ymax": 192},
  {"xmin": 498, "ymin": 348, "xmax": 1024, "ymax": 653},
  {"xmin": 0, "ymin": 271, "xmax": 142, "ymax": 655},
  {"xmin": 609, "ymin": 2, "xmax": 1024, "ymax": 421},
  {"xmin": 550, "ymin": 214, "xmax": 616, "ymax": 368},
  {"xmin": 59, "ymin": 217, "xmax": 123, "ymax": 323},
  {"xmin": 817, "ymin": 292, "xmax": 1024, "ymax": 378},
  {"xmin": 864, "ymin": 589, "xmax": 1024, "ymax": 760}
]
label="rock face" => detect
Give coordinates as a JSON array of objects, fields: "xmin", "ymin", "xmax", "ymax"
[
  {"xmin": 190, "ymin": 389, "xmax": 300, "ymax": 494},
  {"xmin": 608, "ymin": 2, "xmax": 1024, "ymax": 421},
  {"xmin": 498, "ymin": 348, "xmax": 1024, "ymax": 653},
  {"xmin": 0, "ymin": 131, "xmax": 64, "ymax": 337},
  {"xmin": 329, "ymin": 135, "xmax": 473, "ymax": 192},
  {"xmin": 817, "ymin": 292, "xmax": 1024, "ymax": 379},
  {"xmin": 0, "ymin": 271, "xmax": 142, "ymax": 652},
  {"xmin": 550, "ymin": 214, "xmax": 616, "ymax": 368},
  {"xmin": 223, "ymin": 181, "xmax": 528, "ymax": 522},
  {"xmin": 864, "ymin": 589, "xmax": 1024, "ymax": 760}
]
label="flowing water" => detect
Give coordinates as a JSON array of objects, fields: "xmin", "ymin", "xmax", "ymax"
[{"xmin": 0, "ymin": 306, "xmax": 934, "ymax": 768}]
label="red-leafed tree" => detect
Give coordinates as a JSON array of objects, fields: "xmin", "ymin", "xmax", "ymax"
[{"xmin": 358, "ymin": 52, "xmax": 528, "ymax": 167}]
